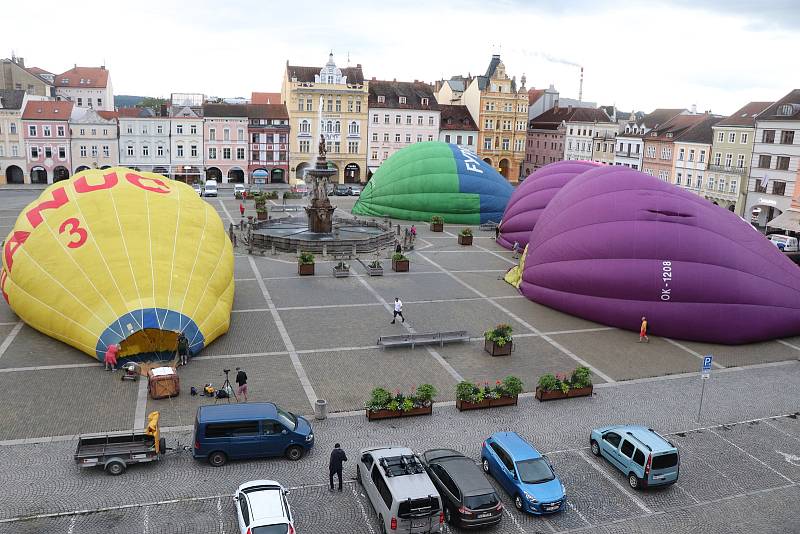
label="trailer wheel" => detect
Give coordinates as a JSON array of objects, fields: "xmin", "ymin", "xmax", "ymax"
[{"xmin": 106, "ymin": 460, "xmax": 126, "ymax": 476}]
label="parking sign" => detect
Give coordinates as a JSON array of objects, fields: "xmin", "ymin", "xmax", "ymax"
[{"xmin": 701, "ymin": 355, "xmax": 713, "ymax": 378}]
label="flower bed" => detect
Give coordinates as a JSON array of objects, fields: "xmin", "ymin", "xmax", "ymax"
[
  {"xmin": 430, "ymin": 215, "xmax": 444, "ymax": 232},
  {"xmin": 298, "ymin": 251, "xmax": 315, "ymax": 276},
  {"xmin": 484, "ymin": 324, "xmax": 513, "ymax": 356},
  {"xmin": 392, "ymin": 253, "xmax": 409, "ymax": 272},
  {"xmin": 535, "ymin": 367, "xmax": 593, "ymax": 401},
  {"xmin": 458, "ymin": 228, "xmax": 473, "ymax": 245},
  {"xmin": 365, "ymin": 385, "xmax": 436, "ymax": 421},
  {"xmin": 455, "ymin": 377, "xmax": 522, "ymax": 411}
]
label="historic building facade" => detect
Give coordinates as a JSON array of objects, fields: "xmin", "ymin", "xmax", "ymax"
[
  {"xmin": 367, "ymin": 79, "xmax": 439, "ymax": 175},
  {"xmin": 0, "ymin": 90, "xmax": 27, "ymax": 184},
  {"xmin": 247, "ymin": 104, "xmax": 290, "ymax": 184},
  {"xmin": 54, "ymin": 66, "xmax": 113, "ymax": 111},
  {"xmin": 0, "ymin": 56, "xmax": 53, "ymax": 97},
  {"xmin": 202, "ymin": 104, "xmax": 249, "ymax": 183},
  {"xmin": 282, "ymin": 53, "xmax": 369, "ymax": 184},
  {"xmin": 22, "ymin": 100, "xmax": 73, "ymax": 183},
  {"xmin": 671, "ymin": 115, "xmax": 722, "ymax": 199},
  {"xmin": 69, "ymin": 108, "xmax": 119, "ymax": 174},
  {"xmin": 706, "ymin": 102, "xmax": 771, "ymax": 212},
  {"xmin": 169, "ymin": 93, "xmax": 204, "ymax": 183},
  {"xmin": 563, "ymin": 108, "xmax": 615, "ymax": 162},
  {"xmin": 118, "ymin": 107, "xmax": 171, "ymax": 175},
  {"xmin": 438, "ymin": 105, "xmax": 478, "ymax": 152},
  {"xmin": 641, "ymin": 114, "xmax": 706, "ymax": 183},
  {"xmin": 524, "ymin": 106, "xmax": 578, "ymax": 175},
  {"xmin": 745, "ymin": 90, "xmax": 800, "ymax": 228}
]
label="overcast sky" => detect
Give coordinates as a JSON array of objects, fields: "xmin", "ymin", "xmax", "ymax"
[{"xmin": 4, "ymin": 0, "xmax": 797, "ymax": 115}]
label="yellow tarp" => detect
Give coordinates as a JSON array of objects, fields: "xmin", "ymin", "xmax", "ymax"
[{"xmin": 504, "ymin": 244, "xmax": 528, "ymax": 289}]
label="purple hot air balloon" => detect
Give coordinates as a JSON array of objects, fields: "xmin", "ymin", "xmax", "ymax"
[
  {"xmin": 520, "ymin": 165, "xmax": 800, "ymax": 344},
  {"xmin": 498, "ymin": 161, "xmax": 599, "ymax": 250}
]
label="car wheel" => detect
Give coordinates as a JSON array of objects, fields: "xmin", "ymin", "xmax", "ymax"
[
  {"xmin": 105, "ymin": 460, "xmax": 125, "ymax": 476},
  {"xmin": 444, "ymin": 507, "xmax": 453, "ymax": 524},
  {"xmin": 285, "ymin": 445, "xmax": 303, "ymax": 461},
  {"xmin": 379, "ymin": 515, "xmax": 387, "ymax": 534},
  {"xmin": 514, "ymin": 495, "xmax": 524, "ymax": 511},
  {"xmin": 482, "ymin": 458, "xmax": 490, "ymax": 474},
  {"xmin": 628, "ymin": 473, "xmax": 640, "ymax": 490},
  {"xmin": 356, "ymin": 465, "xmax": 362, "ymax": 485},
  {"xmin": 208, "ymin": 451, "xmax": 227, "ymax": 467},
  {"xmin": 590, "ymin": 440, "xmax": 600, "ymax": 456}
]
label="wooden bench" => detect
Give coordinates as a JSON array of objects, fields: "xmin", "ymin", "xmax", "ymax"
[{"xmin": 377, "ymin": 330, "xmax": 469, "ymax": 349}]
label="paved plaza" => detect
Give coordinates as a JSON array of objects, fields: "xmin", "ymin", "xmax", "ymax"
[{"xmin": 0, "ymin": 188, "xmax": 798, "ymax": 533}]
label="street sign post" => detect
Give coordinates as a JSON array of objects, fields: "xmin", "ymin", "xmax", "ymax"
[{"xmin": 697, "ymin": 355, "xmax": 713, "ymax": 421}]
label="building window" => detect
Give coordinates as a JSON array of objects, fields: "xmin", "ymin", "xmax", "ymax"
[
  {"xmin": 383, "ymin": 133, "xmax": 389, "ymax": 142},
  {"xmin": 306, "ymin": 99, "xmax": 312, "ymax": 111},
  {"xmin": 43, "ymin": 125, "xmax": 51, "ymax": 137},
  {"xmin": 79, "ymin": 146, "xmax": 87, "ymax": 157},
  {"xmin": 728, "ymin": 132, "xmax": 736, "ymax": 143},
  {"xmin": 127, "ymin": 145, "xmax": 134, "ymax": 156},
  {"xmin": 223, "ymin": 128, "xmax": 230, "ymax": 141},
  {"xmin": 372, "ymin": 114, "xmax": 378, "ymax": 124},
  {"xmin": 335, "ymin": 100, "xmax": 341, "ymax": 112},
  {"xmin": 300, "ymin": 120, "xmax": 310, "ymax": 133},
  {"xmin": 10, "ymin": 122, "xmax": 17, "ymax": 134},
  {"xmin": 689, "ymin": 149, "xmax": 695, "ymax": 162},
  {"xmin": 190, "ymin": 125, "xmax": 197, "ymax": 135},
  {"xmin": 141, "ymin": 145, "xmax": 149, "ymax": 157},
  {"xmin": 177, "ymin": 124, "xmax": 183, "ymax": 134},
  {"xmin": 45, "ymin": 147, "xmax": 52, "ymax": 159},
  {"xmin": 484, "ymin": 137, "xmax": 492, "ymax": 150},
  {"xmin": 157, "ymin": 145, "xmax": 164, "ymax": 156},
  {"xmin": 421, "ymin": 98, "xmax": 429, "ymax": 106},
  {"xmin": 676, "ymin": 172, "xmax": 682, "ymax": 185},
  {"xmin": 773, "ymin": 181, "xmax": 787, "ymax": 195},
  {"xmin": 347, "ymin": 99, "xmax": 353, "ymax": 112},
  {"xmin": 384, "ymin": 114, "xmax": 389, "ymax": 124},
  {"xmin": 157, "ymin": 125, "xmax": 163, "ymax": 134},
  {"xmin": 377, "ymin": 95, "xmax": 385, "ymax": 103},
  {"xmin": 383, "ymin": 151, "xmax": 388, "ymax": 159},
  {"xmin": 445, "ymin": 134, "xmax": 451, "ymax": 143},
  {"xmin": 405, "ymin": 115, "xmax": 412, "ymax": 125},
  {"xmin": 678, "ymin": 148, "xmax": 685, "ymax": 161},
  {"xmin": 299, "ymin": 140, "xmax": 310, "ymax": 153},
  {"xmin": 77, "ymin": 98, "xmax": 83, "ymax": 106},
  {"xmin": 417, "ymin": 134, "xmax": 423, "ymax": 143},
  {"xmin": 177, "ymin": 145, "xmax": 184, "ymax": 157},
  {"xmin": 707, "ymin": 175, "xmax": 715, "ymax": 190},
  {"xmin": 699, "ymin": 150, "xmax": 705, "ymax": 163},
  {"xmin": 417, "ymin": 116, "xmax": 423, "ymax": 125},
  {"xmin": 297, "ymin": 98, "xmax": 304, "ymax": 111},
  {"xmin": 758, "ymin": 154, "xmax": 771, "ymax": 168},
  {"xmin": 58, "ymin": 146, "xmax": 66, "ymax": 159},
  {"xmin": 405, "ymin": 134, "xmax": 411, "ymax": 143},
  {"xmin": 91, "ymin": 129, "xmax": 96, "ymax": 136},
  {"xmin": 395, "ymin": 115, "xmax": 401, "ymax": 125},
  {"xmin": 29, "ymin": 125, "xmax": 37, "ymax": 136},
  {"xmin": 237, "ymin": 148, "xmax": 245, "ymax": 159},
  {"xmin": 208, "ymin": 147, "xmax": 217, "ymax": 159},
  {"xmin": 428, "ymin": 116, "xmax": 434, "ymax": 126},
  {"xmin": 725, "ymin": 153, "xmax": 733, "ymax": 167},
  {"xmin": 347, "ymin": 141, "xmax": 359, "ymax": 153},
  {"xmin": 485, "ymin": 119, "xmax": 493, "ymax": 129},
  {"xmin": 355, "ymin": 100, "xmax": 361, "ymax": 112},
  {"xmin": 371, "ymin": 150, "xmax": 378, "ymax": 160},
  {"xmin": 740, "ymin": 133, "xmax": 748, "ymax": 144},
  {"xmin": 349, "ymin": 121, "xmax": 359, "ymax": 134},
  {"xmin": 714, "ymin": 152, "xmax": 721, "ymax": 165},
  {"xmin": 763, "ymin": 130, "xmax": 775, "ymax": 143},
  {"xmin": 467, "ymin": 135, "xmax": 473, "ymax": 145},
  {"xmin": 776, "ymin": 156, "xmax": 790, "ymax": 170},
  {"xmin": 209, "ymin": 128, "xmax": 216, "ymax": 140},
  {"xmin": 30, "ymin": 146, "xmax": 39, "ymax": 158},
  {"xmin": 730, "ymin": 179, "xmax": 737, "ymax": 193},
  {"xmin": 372, "ymin": 132, "xmax": 378, "ymax": 142},
  {"xmin": 223, "ymin": 148, "xmax": 231, "ymax": 159},
  {"xmin": 718, "ymin": 177, "xmax": 726, "ymax": 192},
  {"xmin": 395, "ymin": 133, "xmax": 401, "ymax": 142},
  {"xmin": 91, "ymin": 146, "xmax": 98, "ymax": 157},
  {"xmin": 327, "ymin": 99, "xmax": 333, "ymax": 112},
  {"xmin": 502, "ymin": 138, "xmax": 510, "ymax": 150},
  {"xmin": 755, "ymin": 179, "xmax": 766, "ymax": 193},
  {"xmin": 97, "ymin": 98, "xmax": 102, "ymax": 107},
  {"xmin": 737, "ymin": 154, "xmax": 745, "ymax": 168},
  {"xmin": 780, "ymin": 131, "xmax": 795, "ymax": 145}
]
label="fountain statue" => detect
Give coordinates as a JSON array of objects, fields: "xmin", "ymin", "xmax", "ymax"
[{"xmin": 304, "ymin": 134, "xmax": 337, "ymax": 233}]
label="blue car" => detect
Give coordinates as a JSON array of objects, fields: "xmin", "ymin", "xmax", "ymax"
[{"xmin": 481, "ymin": 432, "xmax": 566, "ymax": 514}]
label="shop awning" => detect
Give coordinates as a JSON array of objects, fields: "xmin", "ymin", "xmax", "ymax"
[{"xmin": 767, "ymin": 209, "xmax": 800, "ymax": 232}]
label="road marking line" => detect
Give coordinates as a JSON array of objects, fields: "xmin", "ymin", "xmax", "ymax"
[
  {"xmin": 67, "ymin": 516, "xmax": 76, "ymax": 534},
  {"xmin": 708, "ymin": 428, "xmax": 795, "ymax": 484},
  {"xmin": 142, "ymin": 503, "xmax": 149, "ymax": 534},
  {"xmin": 193, "ymin": 350, "xmax": 289, "ymax": 361},
  {"xmin": 134, "ymin": 377, "xmax": 148, "ymax": 429},
  {"xmin": 566, "ymin": 500, "xmax": 591, "ymax": 526},
  {"xmin": 0, "ymin": 321, "xmax": 19, "ymax": 326},
  {"xmin": 663, "ymin": 338, "xmax": 725, "ymax": 368},
  {"xmin": 673, "ymin": 482, "xmax": 701, "ymax": 504},
  {"xmin": 502, "ymin": 507, "xmax": 527, "ymax": 533},
  {"xmin": 473, "ymin": 243, "xmax": 518, "ymax": 265},
  {"xmin": 777, "ymin": 339, "xmax": 800, "ymax": 353},
  {"xmin": 355, "ymin": 275, "xmax": 463, "ymax": 382},
  {"xmin": 351, "ymin": 484, "xmax": 377, "ymax": 534},
  {"xmin": 416, "ymin": 252, "xmax": 615, "ymax": 383},
  {"xmin": 0, "ymin": 362, "xmax": 101, "ymax": 373},
  {"xmin": 248, "ymin": 255, "xmax": 318, "ymax": 409},
  {"xmin": 0, "ymin": 321, "xmax": 23, "ymax": 360},
  {"xmin": 577, "ymin": 450, "xmax": 652, "ymax": 514},
  {"xmin": 763, "ymin": 418, "xmax": 800, "ymax": 443},
  {"xmin": 217, "ymin": 496, "xmax": 225, "ymax": 534}
]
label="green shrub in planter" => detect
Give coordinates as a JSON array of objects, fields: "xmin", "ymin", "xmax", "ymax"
[
  {"xmin": 459, "ymin": 228, "xmax": 473, "ymax": 236},
  {"xmin": 501, "ymin": 375, "xmax": 524, "ymax": 396},
  {"xmin": 392, "ymin": 252, "xmax": 407, "ymax": 261},
  {"xmin": 299, "ymin": 252, "xmax": 315, "ymax": 265},
  {"xmin": 430, "ymin": 215, "xmax": 444, "ymax": 224}
]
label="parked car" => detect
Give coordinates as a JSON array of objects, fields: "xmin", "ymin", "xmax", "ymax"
[
  {"xmin": 767, "ymin": 233, "xmax": 799, "ymax": 252},
  {"xmin": 193, "ymin": 402, "xmax": 314, "ymax": 467},
  {"xmin": 357, "ymin": 446, "xmax": 444, "ymax": 533},
  {"xmin": 204, "ymin": 179, "xmax": 218, "ymax": 197},
  {"xmin": 234, "ymin": 184, "xmax": 246, "ymax": 199},
  {"xmin": 333, "ymin": 184, "xmax": 351, "ymax": 196},
  {"xmin": 234, "ymin": 479, "xmax": 295, "ymax": 534},
  {"xmin": 421, "ymin": 449, "xmax": 503, "ymax": 528},
  {"xmin": 350, "ymin": 185, "xmax": 362, "ymax": 196},
  {"xmin": 590, "ymin": 425, "xmax": 679, "ymax": 489},
  {"xmin": 192, "ymin": 183, "xmax": 202, "ymax": 196},
  {"xmin": 481, "ymin": 432, "xmax": 566, "ymax": 514},
  {"xmin": 292, "ymin": 181, "xmax": 309, "ymax": 195}
]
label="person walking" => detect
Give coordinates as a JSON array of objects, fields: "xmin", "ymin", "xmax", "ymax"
[
  {"xmin": 104, "ymin": 343, "xmax": 118, "ymax": 371},
  {"xmin": 495, "ymin": 224, "xmax": 500, "ymax": 240},
  {"xmin": 329, "ymin": 443, "xmax": 348, "ymax": 492},
  {"xmin": 410, "ymin": 225, "xmax": 416, "ymax": 238},
  {"xmin": 176, "ymin": 331, "xmax": 190, "ymax": 366},
  {"xmin": 395, "ymin": 240, "xmax": 402, "ymax": 254},
  {"xmin": 235, "ymin": 367, "xmax": 248, "ymax": 402},
  {"xmin": 638, "ymin": 316, "xmax": 649, "ymax": 343},
  {"xmin": 391, "ymin": 297, "xmax": 405, "ymax": 324},
  {"xmin": 239, "ymin": 202, "xmax": 245, "ymax": 217}
]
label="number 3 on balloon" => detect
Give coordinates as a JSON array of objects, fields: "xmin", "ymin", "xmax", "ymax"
[{"xmin": 58, "ymin": 217, "xmax": 88, "ymax": 249}]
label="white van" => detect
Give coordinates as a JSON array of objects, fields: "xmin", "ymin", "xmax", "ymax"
[
  {"xmin": 767, "ymin": 234, "xmax": 799, "ymax": 252},
  {"xmin": 203, "ymin": 180, "xmax": 218, "ymax": 197}
]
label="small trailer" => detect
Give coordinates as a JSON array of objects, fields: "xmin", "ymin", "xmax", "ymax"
[{"xmin": 75, "ymin": 412, "xmax": 165, "ymax": 475}]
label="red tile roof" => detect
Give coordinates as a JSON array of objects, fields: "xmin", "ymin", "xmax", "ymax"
[
  {"xmin": 368, "ymin": 80, "xmax": 438, "ymax": 110},
  {"xmin": 97, "ymin": 111, "xmax": 119, "ymax": 121},
  {"xmin": 757, "ymin": 90, "xmax": 800, "ymax": 121},
  {"xmin": 716, "ymin": 101, "xmax": 773, "ymax": 127},
  {"xmin": 252, "ymin": 92, "xmax": 281, "ymax": 105},
  {"xmin": 527, "ymin": 88, "xmax": 545, "ymax": 105},
  {"xmin": 27, "ymin": 66, "xmax": 53, "ymax": 75},
  {"xmin": 439, "ymin": 105, "xmax": 478, "ymax": 131},
  {"xmin": 22, "ymin": 100, "xmax": 74, "ymax": 121},
  {"xmin": 646, "ymin": 114, "xmax": 707, "ymax": 141},
  {"xmin": 246, "ymin": 104, "xmax": 289, "ymax": 120},
  {"xmin": 55, "ymin": 66, "xmax": 109, "ymax": 88},
  {"xmin": 117, "ymin": 107, "xmax": 145, "ymax": 118}
]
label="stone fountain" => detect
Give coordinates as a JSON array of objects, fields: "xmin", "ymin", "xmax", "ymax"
[{"xmin": 305, "ymin": 135, "xmax": 337, "ymax": 233}]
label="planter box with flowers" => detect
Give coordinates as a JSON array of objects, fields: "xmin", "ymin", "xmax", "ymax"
[
  {"xmin": 366, "ymin": 260, "xmax": 384, "ymax": 276},
  {"xmin": 484, "ymin": 323, "xmax": 513, "ymax": 356},
  {"xmin": 458, "ymin": 228, "xmax": 473, "ymax": 246},
  {"xmin": 430, "ymin": 215, "xmax": 444, "ymax": 233},
  {"xmin": 455, "ymin": 376, "xmax": 523, "ymax": 411},
  {"xmin": 298, "ymin": 251, "xmax": 315, "ymax": 276},
  {"xmin": 253, "ymin": 192, "xmax": 269, "ymax": 221},
  {"xmin": 332, "ymin": 261, "xmax": 350, "ymax": 278},
  {"xmin": 535, "ymin": 366, "xmax": 593, "ymax": 401},
  {"xmin": 365, "ymin": 385, "xmax": 437, "ymax": 421},
  {"xmin": 392, "ymin": 253, "xmax": 410, "ymax": 272}
]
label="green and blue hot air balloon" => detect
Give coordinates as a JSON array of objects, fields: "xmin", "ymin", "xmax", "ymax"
[{"xmin": 353, "ymin": 142, "xmax": 513, "ymax": 224}]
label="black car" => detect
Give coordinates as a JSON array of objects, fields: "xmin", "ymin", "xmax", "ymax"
[
  {"xmin": 333, "ymin": 184, "xmax": 351, "ymax": 196},
  {"xmin": 421, "ymin": 449, "xmax": 503, "ymax": 528}
]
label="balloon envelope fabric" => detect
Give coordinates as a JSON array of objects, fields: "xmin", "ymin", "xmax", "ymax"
[
  {"xmin": 520, "ymin": 165, "xmax": 800, "ymax": 344},
  {"xmin": 1, "ymin": 168, "xmax": 234, "ymax": 361},
  {"xmin": 352, "ymin": 142, "xmax": 513, "ymax": 224},
  {"xmin": 497, "ymin": 161, "xmax": 599, "ymax": 250}
]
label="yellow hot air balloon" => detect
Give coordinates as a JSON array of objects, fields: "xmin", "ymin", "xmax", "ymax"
[{"xmin": 1, "ymin": 168, "xmax": 234, "ymax": 362}]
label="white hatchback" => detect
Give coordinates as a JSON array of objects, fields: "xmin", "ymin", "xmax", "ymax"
[{"xmin": 234, "ymin": 480, "xmax": 295, "ymax": 534}]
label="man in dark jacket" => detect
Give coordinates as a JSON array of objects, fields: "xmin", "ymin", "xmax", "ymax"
[
  {"xmin": 329, "ymin": 443, "xmax": 348, "ymax": 491},
  {"xmin": 176, "ymin": 332, "xmax": 190, "ymax": 366}
]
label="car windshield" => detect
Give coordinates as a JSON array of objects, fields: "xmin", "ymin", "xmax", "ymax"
[
  {"xmin": 252, "ymin": 525, "xmax": 288, "ymax": 534},
  {"xmin": 275, "ymin": 407, "xmax": 297, "ymax": 431},
  {"xmin": 464, "ymin": 492, "xmax": 499, "ymax": 510},
  {"xmin": 516, "ymin": 458, "xmax": 555, "ymax": 484}
]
